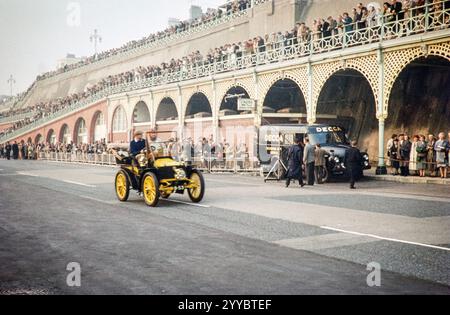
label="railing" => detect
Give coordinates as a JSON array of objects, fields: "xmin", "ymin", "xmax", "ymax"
[
  {"xmin": 37, "ymin": 151, "xmax": 261, "ymax": 174},
  {"xmin": 0, "ymin": 112, "xmax": 34, "ymax": 124},
  {"xmin": 2, "ymin": 0, "xmax": 449, "ymax": 143}
]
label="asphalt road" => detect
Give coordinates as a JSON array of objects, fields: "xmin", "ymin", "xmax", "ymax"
[{"xmin": 0, "ymin": 159, "xmax": 449, "ymax": 295}]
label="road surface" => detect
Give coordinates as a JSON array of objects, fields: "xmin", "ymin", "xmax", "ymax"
[{"xmin": 0, "ymin": 160, "xmax": 449, "ymax": 295}]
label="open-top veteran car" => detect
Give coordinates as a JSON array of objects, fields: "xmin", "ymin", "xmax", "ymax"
[{"xmin": 112, "ymin": 131, "xmax": 205, "ymax": 207}]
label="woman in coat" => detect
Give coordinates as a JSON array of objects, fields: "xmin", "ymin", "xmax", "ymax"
[
  {"xmin": 389, "ymin": 138, "xmax": 400, "ymax": 175},
  {"xmin": 416, "ymin": 135, "xmax": 428, "ymax": 177},
  {"xmin": 435, "ymin": 132, "xmax": 448, "ymax": 179},
  {"xmin": 409, "ymin": 135, "xmax": 419, "ymax": 175}
]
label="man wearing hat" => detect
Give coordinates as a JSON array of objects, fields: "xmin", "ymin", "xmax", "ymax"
[{"xmin": 130, "ymin": 131, "xmax": 146, "ymax": 156}]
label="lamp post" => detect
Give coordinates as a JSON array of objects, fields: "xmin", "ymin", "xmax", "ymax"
[
  {"xmin": 7, "ymin": 74, "xmax": 16, "ymax": 97},
  {"xmin": 90, "ymin": 29, "xmax": 102, "ymax": 56}
]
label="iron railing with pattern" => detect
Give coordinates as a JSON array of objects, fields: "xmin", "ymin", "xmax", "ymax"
[{"xmin": 36, "ymin": 0, "xmax": 272, "ymax": 83}]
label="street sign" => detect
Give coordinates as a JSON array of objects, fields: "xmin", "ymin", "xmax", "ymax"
[{"xmin": 238, "ymin": 98, "xmax": 255, "ymax": 111}]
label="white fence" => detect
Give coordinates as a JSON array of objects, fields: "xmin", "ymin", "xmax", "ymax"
[{"xmin": 37, "ymin": 151, "xmax": 261, "ymax": 174}]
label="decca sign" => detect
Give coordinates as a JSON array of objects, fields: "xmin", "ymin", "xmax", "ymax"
[{"xmin": 316, "ymin": 126, "xmax": 343, "ymax": 133}]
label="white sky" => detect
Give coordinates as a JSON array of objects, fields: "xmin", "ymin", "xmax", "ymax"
[{"xmin": 0, "ymin": 0, "xmax": 224, "ymax": 96}]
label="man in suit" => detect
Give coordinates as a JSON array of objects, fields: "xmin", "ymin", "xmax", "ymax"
[
  {"xmin": 5, "ymin": 141, "xmax": 11, "ymax": 160},
  {"xmin": 12, "ymin": 141, "xmax": 19, "ymax": 160},
  {"xmin": 303, "ymin": 138, "xmax": 316, "ymax": 186},
  {"xmin": 345, "ymin": 140, "xmax": 362, "ymax": 189},
  {"xmin": 286, "ymin": 137, "xmax": 305, "ymax": 188},
  {"xmin": 130, "ymin": 131, "xmax": 146, "ymax": 157},
  {"xmin": 314, "ymin": 144, "xmax": 329, "ymax": 184}
]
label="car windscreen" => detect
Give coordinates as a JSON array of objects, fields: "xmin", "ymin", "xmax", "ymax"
[{"xmin": 308, "ymin": 131, "xmax": 349, "ymax": 146}]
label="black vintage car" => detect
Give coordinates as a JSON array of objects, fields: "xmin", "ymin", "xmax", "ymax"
[
  {"xmin": 112, "ymin": 132, "xmax": 205, "ymax": 207},
  {"xmin": 258, "ymin": 124, "xmax": 371, "ymax": 182}
]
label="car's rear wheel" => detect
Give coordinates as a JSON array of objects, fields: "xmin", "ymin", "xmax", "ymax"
[
  {"xmin": 115, "ymin": 171, "xmax": 130, "ymax": 202},
  {"xmin": 142, "ymin": 172, "xmax": 160, "ymax": 207},
  {"xmin": 187, "ymin": 170, "xmax": 205, "ymax": 203}
]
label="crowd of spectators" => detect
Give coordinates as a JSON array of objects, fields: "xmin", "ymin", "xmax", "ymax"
[
  {"xmin": 0, "ymin": 135, "xmax": 255, "ymax": 170},
  {"xmin": 35, "ymin": 0, "xmax": 253, "ymax": 82},
  {"xmin": 1, "ymin": 0, "xmax": 448, "ymax": 140},
  {"xmin": 387, "ymin": 131, "xmax": 450, "ymax": 178},
  {"xmin": 0, "ymin": 139, "xmax": 109, "ymax": 160}
]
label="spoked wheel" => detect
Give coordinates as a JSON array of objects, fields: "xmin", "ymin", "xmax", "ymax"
[
  {"xmin": 115, "ymin": 171, "xmax": 130, "ymax": 202},
  {"xmin": 142, "ymin": 173, "xmax": 160, "ymax": 207},
  {"xmin": 187, "ymin": 170, "xmax": 205, "ymax": 203}
]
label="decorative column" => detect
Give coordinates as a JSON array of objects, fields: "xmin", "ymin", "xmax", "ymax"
[
  {"xmin": 177, "ymin": 85, "xmax": 184, "ymax": 141},
  {"xmin": 307, "ymin": 62, "xmax": 315, "ymax": 124},
  {"xmin": 149, "ymin": 91, "xmax": 156, "ymax": 129},
  {"xmin": 212, "ymin": 78, "xmax": 219, "ymax": 142},
  {"xmin": 253, "ymin": 69, "xmax": 261, "ymax": 128},
  {"xmin": 376, "ymin": 48, "xmax": 388, "ymax": 175}
]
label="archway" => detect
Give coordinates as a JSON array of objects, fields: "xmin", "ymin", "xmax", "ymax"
[
  {"xmin": 47, "ymin": 129, "xmax": 56, "ymax": 145},
  {"xmin": 185, "ymin": 93, "xmax": 212, "ymax": 118},
  {"xmin": 220, "ymin": 86, "xmax": 251, "ymax": 116},
  {"xmin": 112, "ymin": 105, "xmax": 127, "ymax": 133},
  {"xmin": 60, "ymin": 124, "xmax": 71, "ymax": 144},
  {"xmin": 263, "ymin": 79, "xmax": 306, "ymax": 114},
  {"xmin": 316, "ymin": 68, "xmax": 377, "ymax": 153},
  {"xmin": 156, "ymin": 97, "xmax": 178, "ymax": 121},
  {"xmin": 74, "ymin": 118, "xmax": 88, "ymax": 144},
  {"xmin": 386, "ymin": 56, "xmax": 450, "ymax": 137},
  {"xmin": 92, "ymin": 111, "xmax": 107, "ymax": 142},
  {"xmin": 35, "ymin": 134, "xmax": 43, "ymax": 145},
  {"xmin": 133, "ymin": 101, "xmax": 151, "ymax": 123}
]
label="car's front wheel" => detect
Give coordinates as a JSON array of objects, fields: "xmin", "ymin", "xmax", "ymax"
[
  {"xmin": 115, "ymin": 170, "xmax": 130, "ymax": 202},
  {"xmin": 187, "ymin": 170, "xmax": 205, "ymax": 203},
  {"xmin": 142, "ymin": 173, "xmax": 160, "ymax": 207}
]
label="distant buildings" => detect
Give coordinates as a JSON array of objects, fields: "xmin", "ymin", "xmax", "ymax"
[
  {"xmin": 189, "ymin": 5, "xmax": 203, "ymax": 20},
  {"xmin": 56, "ymin": 54, "xmax": 84, "ymax": 70}
]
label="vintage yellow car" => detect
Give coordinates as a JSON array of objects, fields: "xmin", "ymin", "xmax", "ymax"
[{"xmin": 113, "ymin": 132, "xmax": 205, "ymax": 207}]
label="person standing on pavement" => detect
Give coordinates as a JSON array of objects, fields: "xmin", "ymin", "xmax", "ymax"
[
  {"xmin": 434, "ymin": 132, "xmax": 448, "ymax": 179},
  {"xmin": 399, "ymin": 134, "xmax": 411, "ymax": 177},
  {"xmin": 314, "ymin": 144, "xmax": 329, "ymax": 184},
  {"xmin": 12, "ymin": 141, "xmax": 19, "ymax": 160},
  {"xmin": 303, "ymin": 138, "xmax": 316, "ymax": 186},
  {"xmin": 5, "ymin": 141, "xmax": 11, "ymax": 160},
  {"xmin": 285, "ymin": 137, "xmax": 305, "ymax": 188},
  {"xmin": 345, "ymin": 140, "xmax": 362, "ymax": 189}
]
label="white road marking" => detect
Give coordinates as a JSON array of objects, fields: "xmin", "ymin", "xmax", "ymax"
[
  {"xmin": 62, "ymin": 180, "xmax": 97, "ymax": 188},
  {"xmin": 17, "ymin": 172, "xmax": 39, "ymax": 177},
  {"xmin": 321, "ymin": 226, "xmax": 450, "ymax": 252},
  {"xmin": 165, "ymin": 199, "xmax": 211, "ymax": 208},
  {"xmin": 80, "ymin": 195, "xmax": 117, "ymax": 205}
]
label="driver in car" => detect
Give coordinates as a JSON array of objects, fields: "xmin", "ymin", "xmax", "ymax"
[{"xmin": 130, "ymin": 131, "xmax": 146, "ymax": 156}]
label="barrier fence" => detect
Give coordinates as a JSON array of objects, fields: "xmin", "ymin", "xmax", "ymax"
[{"xmin": 37, "ymin": 151, "xmax": 261, "ymax": 174}]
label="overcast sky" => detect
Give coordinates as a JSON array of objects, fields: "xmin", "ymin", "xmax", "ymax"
[{"xmin": 0, "ymin": 0, "xmax": 224, "ymax": 96}]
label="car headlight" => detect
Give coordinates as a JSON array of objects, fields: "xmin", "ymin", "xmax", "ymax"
[{"xmin": 174, "ymin": 168, "xmax": 186, "ymax": 180}]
